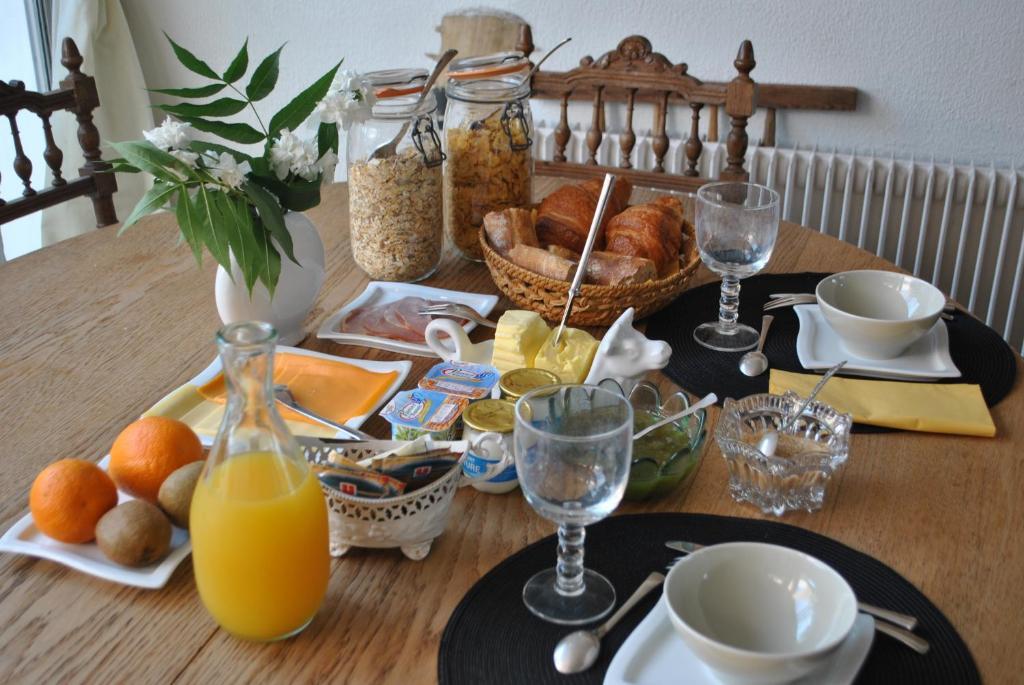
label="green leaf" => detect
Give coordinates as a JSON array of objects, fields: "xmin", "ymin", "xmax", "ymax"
[
  {"xmin": 176, "ymin": 115, "xmax": 265, "ymax": 144},
  {"xmin": 189, "ymin": 141, "xmax": 255, "ymax": 165},
  {"xmin": 246, "ymin": 45, "xmax": 284, "ymax": 101},
  {"xmin": 252, "ymin": 215, "xmax": 282, "ymax": 297},
  {"xmin": 164, "ymin": 33, "xmax": 219, "ymax": 80},
  {"xmin": 193, "ymin": 184, "xmax": 232, "ymax": 271},
  {"xmin": 175, "ymin": 187, "xmax": 204, "ymax": 263},
  {"xmin": 149, "ymin": 83, "xmax": 226, "ymax": 98},
  {"xmin": 158, "ymin": 98, "xmax": 248, "ymax": 118},
  {"xmin": 318, "ymin": 121, "xmax": 339, "ymax": 158},
  {"xmin": 222, "ymin": 39, "xmax": 249, "ymax": 83},
  {"xmin": 250, "ymin": 172, "xmax": 321, "ymax": 212},
  {"xmin": 109, "ymin": 163, "xmax": 141, "ymax": 174},
  {"xmin": 214, "ymin": 192, "xmax": 261, "ymax": 293},
  {"xmin": 267, "ymin": 60, "xmax": 341, "ymax": 138},
  {"xmin": 243, "ymin": 180, "xmax": 297, "ymax": 264},
  {"xmin": 119, "ymin": 180, "xmax": 178, "ymax": 233},
  {"xmin": 109, "ymin": 140, "xmax": 194, "ymax": 182}
]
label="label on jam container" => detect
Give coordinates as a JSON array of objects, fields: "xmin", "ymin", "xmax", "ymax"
[
  {"xmin": 418, "ymin": 361, "xmax": 500, "ymax": 400},
  {"xmin": 463, "ymin": 451, "xmax": 517, "ymax": 482},
  {"xmin": 379, "ymin": 389, "xmax": 468, "ymax": 432}
]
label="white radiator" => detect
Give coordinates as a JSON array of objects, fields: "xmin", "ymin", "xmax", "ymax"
[{"xmin": 534, "ymin": 122, "xmax": 1024, "ymax": 353}]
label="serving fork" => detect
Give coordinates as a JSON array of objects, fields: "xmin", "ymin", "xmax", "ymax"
[
  {"xmin": 664, "ymin": 540, "xmax": 930, "ymax": 654},
  {"xmin": 273, "ymin": 385, "xmax": 374, "ymax": 441},
  {"xmin": 418, "ymin": 302, "xmax": 498, "ymax": 328}
]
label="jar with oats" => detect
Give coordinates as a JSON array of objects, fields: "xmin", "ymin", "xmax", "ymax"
[
  {"xmin": 347, "ymin": 69, "xmax": 444, "ymax": 281},
  {"xmin": 444, "ymin": 52, "xmax": 533, "ymax": 261}
]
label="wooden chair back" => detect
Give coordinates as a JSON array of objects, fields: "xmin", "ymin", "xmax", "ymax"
[
  {"xmin": 0, "ymin": 38, "xmax": 117, "ymax": 230},
  {"xmin": 527, "ymin": 34, "xmax": 857, "ymax": 193}
]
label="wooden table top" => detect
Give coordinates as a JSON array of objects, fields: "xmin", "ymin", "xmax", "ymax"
[{"xmin": 0, "ymin": 177, "xmax": 1020, "ymax": 684}]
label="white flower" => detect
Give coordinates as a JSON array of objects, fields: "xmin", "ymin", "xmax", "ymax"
[
  {"xmin": 143, "ymin": 118, "xmax": 194, "ymax": 151},
  {"xmin": 318, "ymin": 149, "xmax": 338, "ymax": 185},
  {"xmin": 208, "ymin": 151, "xmax": 249, "ymax": 189},
  {"xmin": 269, "ymin": 128, "xmax": 320, "ymax": 181},
  {"xmin": 169, "ymin": 149, "xmax": 199, "ymax": 168},
  {"xmin": 313, "ymin": 69, "xmax": 375, "ymax": 131}
]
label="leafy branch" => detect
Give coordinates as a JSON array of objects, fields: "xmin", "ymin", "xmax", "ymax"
[{"xmin": 114, "ymin": 35, "xmax": 349, "ymax": 296}]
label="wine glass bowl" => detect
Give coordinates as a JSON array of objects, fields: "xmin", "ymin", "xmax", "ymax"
[
  {"xmin": 693, "ymin": 182, "xmax": 781, "ymax": 352},
  {"xmin": 514, "ymin": 385, "xmax": 633, "ymax": 625}
]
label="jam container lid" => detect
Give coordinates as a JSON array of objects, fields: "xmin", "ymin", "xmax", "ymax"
[
  {"xmin": 463, "ymin": 398, "xmax": 516, "ymax": 433},
  {"xmin": 499, "ymin": 368, "xmax": 560, "ymax": 402}
]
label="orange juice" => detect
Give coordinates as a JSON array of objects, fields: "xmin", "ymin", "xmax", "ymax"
[{"xmin": 190, "ymin": 451, "xmax": 330, "ymax": 641}]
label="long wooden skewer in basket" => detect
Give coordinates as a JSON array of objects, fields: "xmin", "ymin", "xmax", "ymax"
[{"xmin": 552, "ymin": 173, "xmax": 618, "ymax": 346}]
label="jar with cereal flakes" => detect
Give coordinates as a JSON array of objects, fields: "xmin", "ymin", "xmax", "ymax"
[
  {"xmin": 347, "ymin": 69, "xmax": 445, "ymax": 281},
  {"xmin": 444, "ymin": 52, "xmax": 533, "ymax": 261}
]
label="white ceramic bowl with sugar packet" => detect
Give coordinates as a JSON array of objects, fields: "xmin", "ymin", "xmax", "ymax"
[
  {"xmin": 815, "ymin": 270, "xmax": 946, "ymax": 360},
  {"xmin": 663, "ymin": 542, "xmax": 858, "ymax": 684}
]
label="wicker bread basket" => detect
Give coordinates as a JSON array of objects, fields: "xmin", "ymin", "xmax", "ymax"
[{"xmin": 479, "ymin": 220, "xmax": 701, "ymax": 326}]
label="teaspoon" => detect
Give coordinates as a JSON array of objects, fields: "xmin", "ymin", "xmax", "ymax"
[
  {"xmin": 756, "ymin": 360, "xmax": 846, "ymax": 457},
  {"xmin": 553, "ymin": 571, "xmax": 664, "ymax": 674},
  {"xmin": 633, "ymin": 393, "xmax": 717, "ymax": 441},
  {"xmin": 739, "ymin": 315, "xmax": 773, "ymax": 376}
]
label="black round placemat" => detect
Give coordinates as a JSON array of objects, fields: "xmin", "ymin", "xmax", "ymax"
[
  {"xmin": 644, "ymin": 272, "xmax": 1017, "ymax": 433},
  {"xmin": 439, "ymin": 513, "xmax": 979, "ymax": 684}
]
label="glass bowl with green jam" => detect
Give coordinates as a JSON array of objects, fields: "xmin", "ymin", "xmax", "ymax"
[{"xmin": 598, "ymin": 380, "xmax": 708, "ymax": 501}]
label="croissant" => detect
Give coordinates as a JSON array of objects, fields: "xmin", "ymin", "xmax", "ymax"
[
  {"xmin": 604, "ymin": 196, "xmax": 684, "ymax": 278},
  {"xmin": 536, "ymin": 178, "xmax": 632, "ymax": 252}
]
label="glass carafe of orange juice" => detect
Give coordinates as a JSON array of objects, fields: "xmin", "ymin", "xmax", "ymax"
[{"xmin": 190, "ymin": 321, "xmax": 330, "ymax": 641}]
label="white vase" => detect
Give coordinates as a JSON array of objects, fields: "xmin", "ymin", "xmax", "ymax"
[{"xmin": 215, "ymin": 211, "xmax": 325, "ymax": 346}]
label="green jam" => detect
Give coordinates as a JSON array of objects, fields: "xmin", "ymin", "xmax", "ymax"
[{"xmin": 627, "ymin": 410, "xmax": 702, "ymax": 501}]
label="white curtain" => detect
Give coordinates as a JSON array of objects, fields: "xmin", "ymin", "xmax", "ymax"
[{"xmin": 40, "ymin": 0, "xmax": 153, "ymax": 245}]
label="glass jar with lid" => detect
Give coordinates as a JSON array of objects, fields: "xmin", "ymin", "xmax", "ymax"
[
  {"xmin": 444, "ymin": 52, "xmax": 534, "ymax": 261},
  {"xmin": 347, "ymin": 69, "xmax": 445, "ymax": 282}
]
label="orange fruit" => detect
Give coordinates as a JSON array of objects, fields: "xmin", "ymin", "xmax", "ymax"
[
  {"xmin": 109, "ymin": 417, "xmax": 203, "ymax": 502},
  {"xmin": 30, "ymin": 459, "xmax": 118, "ymax": 544}
]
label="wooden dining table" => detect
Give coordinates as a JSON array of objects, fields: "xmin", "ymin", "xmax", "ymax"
[{"xmin": 0, "ymin": 176, "xmax": 1020, "ymax": 684}]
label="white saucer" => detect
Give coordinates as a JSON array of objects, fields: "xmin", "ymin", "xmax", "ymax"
[
  {"xmin": 604, "ymin": 596, "xmax": 875, "ymax": 685},
  {"xmin": 794, "ymin": 305, "xmax": 961, "ymax": 381}
]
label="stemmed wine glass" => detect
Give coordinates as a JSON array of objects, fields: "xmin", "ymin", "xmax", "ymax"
[
  {"xmin": 693, "ymin": 182, "xmax": 781, "ymax": 351},
  {"xmin": 514, "ymin": 385, "xmax": 633, "ymax": 625}
]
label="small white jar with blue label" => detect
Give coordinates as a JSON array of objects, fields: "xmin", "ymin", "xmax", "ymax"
[{"xmin": 461, "ymin": 399, "xmax": 518, "ymax": 494}]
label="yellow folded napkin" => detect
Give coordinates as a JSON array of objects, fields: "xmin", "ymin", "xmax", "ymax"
[{"xmin": 768, "ymin": 370, "xmax": 996, "ymax": 437}]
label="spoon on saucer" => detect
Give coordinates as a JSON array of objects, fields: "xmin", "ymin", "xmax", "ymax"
[
  {"xmin": 757, "ymin": 360, "xmax": 846, "ymax": 457},
  {"xmin": 553, "ymin": 571, "xmax": 665, "ymax": 674},
  {"xmin": 739, "ymin": 315, "xmax": 774, "ymax": 377}
]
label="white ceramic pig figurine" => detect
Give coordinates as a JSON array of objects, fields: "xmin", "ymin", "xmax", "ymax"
[{"xmin": 584, "ymin": 308, "xmax": 672, "ymax": 395}]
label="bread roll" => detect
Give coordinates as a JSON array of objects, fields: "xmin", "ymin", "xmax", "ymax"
[
  {"xmin": 604, "ymin": 196, "xmax": 684, "ymax": 277},
  {"xmin": 508, "ymin": 244, "xmax": 576, "ymax": 281},
  {"xmin": 535, "ymin": 178, "xmax": 632, "ymax": 252},
  {"xmin": 483, "ymin": 208, "xmax": 538, "ymax": 257}
]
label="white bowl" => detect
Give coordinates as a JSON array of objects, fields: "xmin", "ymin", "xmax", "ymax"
[
  {"xmin": 664, "ymin": 542, "xmax": 858, "ymax": 684},
  {"xmin": 815, "ymin": 270, "xmax": 946, "ymax": 360}
]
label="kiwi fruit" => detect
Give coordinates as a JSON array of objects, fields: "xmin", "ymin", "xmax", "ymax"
[
  {"xmin": 158, "ymin": 461, "xmax": 204, "ymax": 529},
  {"xmin": 95, "ymin": 500, "xmax": 172, "ymax": 567}
]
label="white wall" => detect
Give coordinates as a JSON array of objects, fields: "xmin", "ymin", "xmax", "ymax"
[
  {"xmin": 121, "ymin": 0, "xmax": 1024, "ymax": 168},
  {"xmin": 1, "ymin": 2, "xmax": 44, "ymax": 260}
]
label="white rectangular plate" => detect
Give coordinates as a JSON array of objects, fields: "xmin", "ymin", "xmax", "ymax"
[
  {"xmin": 794, "ymin": 305, "xmax": 961, "ymax": 381},
  {"xmin": 317, "ymin": 282, "xmax": 499, "ymax": 357},
  {"xmin": 604, "ymin": 596, "xmax": 874, "ymax": 685},
  {"xmin": 146, "ymin": 345, "xmax": 411, "ymax": 446},
  {"xmin": 0, "ymin": 456, "xmax": 191, "ymax": 589}
]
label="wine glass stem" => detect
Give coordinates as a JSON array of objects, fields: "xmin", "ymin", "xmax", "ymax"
[
  {"xmin": 718, "ymin": 275, "xmax": 742, "ymax": 330},
  {"xmin": 555, "ymin": 523, "xmax": 585, "ymax": 597}
]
